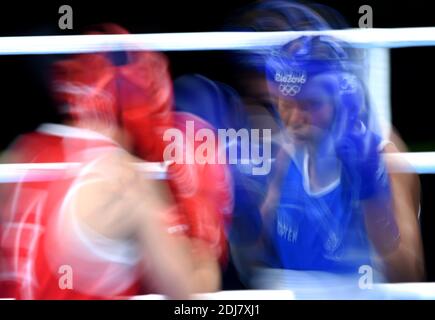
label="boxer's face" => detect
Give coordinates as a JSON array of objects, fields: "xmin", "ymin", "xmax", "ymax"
[{"xmin": 277, "ymin": 74, "xmax": 335, "ymax": 145}]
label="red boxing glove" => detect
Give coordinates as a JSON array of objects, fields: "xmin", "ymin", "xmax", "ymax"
[{"xmin": 166, "ymin": 112, "xmax": 233, "ymax": 262}]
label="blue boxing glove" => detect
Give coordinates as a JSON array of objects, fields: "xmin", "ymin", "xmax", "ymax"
[
  {"xmin": 335, "ymin": 121, "xmax": 387, "ymax": 200},
  {"xmin": 335, "ymin": 122, "xmax": 401, "ymax": 254}
]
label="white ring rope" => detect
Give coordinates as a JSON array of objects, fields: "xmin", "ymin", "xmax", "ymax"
[
  {"xmin": 0, "ymin": 28, "xmax": 434, "ymax": 55},
  {"xmin": 0, "ymin": 152, "xmax": 433, "ymax": 182},
  {"xmin": 0, "ymin": 161, "xmax": 169, "ymax": 182},
  {"xmin": 131, "ymin": 284, "xmax": 435, "ymax": 300}
]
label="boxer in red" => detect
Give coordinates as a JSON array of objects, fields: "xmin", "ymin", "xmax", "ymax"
[{"xmin": 0, "ymin": 24, "xmax": 228, "ymax": 299}]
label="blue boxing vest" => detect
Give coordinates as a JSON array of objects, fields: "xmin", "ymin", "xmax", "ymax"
[{"xmin": 270, "ymin": 150, "xmax": 375, "ymax": 275}]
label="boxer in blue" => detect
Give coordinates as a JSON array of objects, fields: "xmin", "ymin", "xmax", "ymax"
[{"xmin": 259, "ymin": 35, "xmax": 424, "ymax": 282}]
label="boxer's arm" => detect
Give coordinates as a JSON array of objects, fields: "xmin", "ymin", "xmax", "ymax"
[
  {"xmin": 71, "ymin": 154, "xmax": 192, "ymax": 298},
  {"xmin": 75, "ymin": 152, "xmax": 220, "ymax": 297},
  {"xmin": 364, "ymin": 142, "xmax": 425, "ymax": 282},
  {"xmin": 133, "ymin": 177, "xmax": 221, "ymax": 295},
  {"xmin": 381, "ymin": 142, "xmax": 425, "ymax": 282},
  {"xmin": 388, "ymin": 128, "xmax": 421, "ymax": 218}
]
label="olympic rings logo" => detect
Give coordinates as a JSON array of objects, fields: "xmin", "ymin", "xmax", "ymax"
[
  {"xmin": 339, "ymin": 74, "xmax": 358, "ymax": 93},
  {"xmin": 278, "ymin": 84, "xmax": 301, "ymax": 96}
]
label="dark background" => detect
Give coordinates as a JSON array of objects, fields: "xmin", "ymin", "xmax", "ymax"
[{"xmin": 0, "ymin": 0, "xmax": 434, "ymax": 282}]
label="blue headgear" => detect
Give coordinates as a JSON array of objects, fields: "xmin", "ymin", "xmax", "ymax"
[
  {"xmin": 245, "ymin": 0, "xmax": 330, "ymax": 31},
  {"xmin": 265, "ymin": 35, "xmax": 368, "ymax": 141},
  {"xmin": 225, "ymin": 1, "xmax": 332, "ymax": 74}
]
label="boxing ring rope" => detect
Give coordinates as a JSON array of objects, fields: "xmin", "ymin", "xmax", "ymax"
[
  {"xmin": 0, "ymin": 152, "xmax": 434, "ymax": 182},
  {"xmin": 0, "ymin": 27, "xmax": 434, "ymax": 54},
  {"xmin": 3, "ymin": 283, "xmax": 435, "ymax": 299},
  {"xmin": 131, "ymin": 283, "xmax": 435, "ymax": 300},
  {"xmin": 0, "ymin": 27, "xmax": 434, "ymax": 179},
  {"xmin": 0, "ymin": 162, "xmax": 169, "ymax": 182}
]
